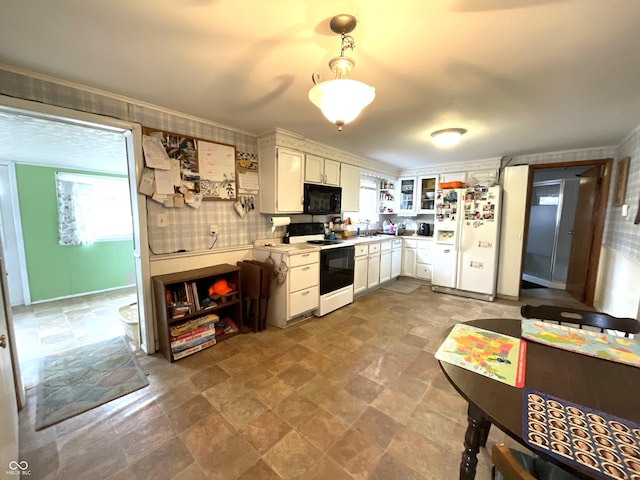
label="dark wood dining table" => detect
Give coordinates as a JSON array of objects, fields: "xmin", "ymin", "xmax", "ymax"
[{"xmin": 438, "ymin": 318, "xmax": 640, "ymax": 480}]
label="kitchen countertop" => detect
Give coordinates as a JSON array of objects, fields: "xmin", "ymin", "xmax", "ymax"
[{"xmin": 252, "ymin": 234, "xmax": 434, "ymax": 253}]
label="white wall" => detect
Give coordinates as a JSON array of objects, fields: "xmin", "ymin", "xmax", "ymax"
[{"xmin": 594, "ymin": 247, "xmax": 640, "ymax": 320}]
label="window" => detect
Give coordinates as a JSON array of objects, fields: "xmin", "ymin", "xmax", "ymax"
[
  {"xmin": 56, "ymin": 172, "xmax": 133, "ymax": 245},
  {"xmin": 343, "ymin": 175, "xmax": 378, "ymax": 223}
]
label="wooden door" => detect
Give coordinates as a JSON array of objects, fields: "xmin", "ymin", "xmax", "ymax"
[
  {"xmin": 0, "ymin": 242, "xmax": 18, "ymax": 472},
  {"xmin": 566, "ymin": 166, "xmax": 601, "ymax": 302}
]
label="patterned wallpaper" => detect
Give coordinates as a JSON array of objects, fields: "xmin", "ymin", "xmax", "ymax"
[
  {"xmin": 608, "ymin": 126, "xmax": 640, "ymax": 259},
  {"xmin": 0, "ymin": 68, "xmax": 288, "ymax": 254},
  {"xmin": 503, "ymin": 141, "xmax": 639, "ymax": 262},
  {"xmin": 2, "ymin": 67, "xmax": 638, "ymax": 258}
]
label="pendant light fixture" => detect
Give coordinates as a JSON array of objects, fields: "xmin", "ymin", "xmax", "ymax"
[{"xmin": 308, "ymin": 14, "xmax": 376, "ymax": 131}]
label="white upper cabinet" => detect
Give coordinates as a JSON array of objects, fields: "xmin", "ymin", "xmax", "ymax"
[
  {"xmin": 340, "ymin": 163, "xmax": 361, "ymax": 212},
  {"xmin": 258, "ymin": 146, "xmax": 304, "ymax": 214},
  {"xmin": 305, "ymin": 154, "xmax": 340, "ymax": 186},
  {"xmin": 417, "ymin": 176, "xmax": 437, "ymax": 214},
  {"xmin": 397, "ymin": 177, "xmax": 418, "ymax": 216}
]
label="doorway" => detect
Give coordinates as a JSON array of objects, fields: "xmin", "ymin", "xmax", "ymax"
[
  {"xmin": 523, "ymin": 177, "xmax": 580, "ymax": 289},
  {"xmin": 520, "ymin": 159, "xmax": 612, "ymax": 306},
  {"xmin": 0, "ymin": 97, "xmax": 152, "ymax": 401}
]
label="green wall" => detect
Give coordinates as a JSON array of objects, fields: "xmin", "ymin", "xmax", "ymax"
[{"xmin": 15, "ymin": 164, "xmax": 135, "ymax": 302}]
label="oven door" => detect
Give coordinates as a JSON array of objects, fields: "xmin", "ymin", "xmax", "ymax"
[{"xmin": 319, "ymin": 245, "xmax": 355, "ymax": 295}]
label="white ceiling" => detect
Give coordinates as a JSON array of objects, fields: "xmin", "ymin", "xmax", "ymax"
[{"xmin": 1, "ymin": 0, "xmax": 640, "ymax": 171}]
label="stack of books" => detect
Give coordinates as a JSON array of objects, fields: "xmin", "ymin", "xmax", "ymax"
[{"xmin": 169, "ymin": 313, "xmax": 218, "ymax": 360}]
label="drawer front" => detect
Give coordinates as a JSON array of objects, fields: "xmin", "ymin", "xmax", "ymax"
[
  {"xmin": 381, "ymin": 240, "xmax": 392, "ymax": 252},
  {"xmin": 355, "ymin": 244, "xmax": 369, "ymax": 257},
  {"xmin": 290, "ymin": 285, "xmax": 319, "ymax": 317},
  {"xmin": 416, "ymin": 264, "xmax": 432, "ymax": 280},
  {"xmin": 404, "ymin": 238, "xmax": 417, "ymax": 249},
  {"xmin": 289, "ymin": 251, "xmax": 319, "ymax": 267},
  {"xmin": 368, "ymin": 242, "xmax": 381, "ymax": 254},
  {"xmin": 417, "ymin": 248, "xmax": 432, "ymax": 264},
  {"xmin": 392, "ymin": 239, "xmax": 402, "ymax": 249},
  {"xmin": 290, "ymin": 263, "xmax": 319, "ymax": 290}
]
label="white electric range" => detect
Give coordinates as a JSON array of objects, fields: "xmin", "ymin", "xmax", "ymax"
[{"xmin": 285, "ymin": 223, "xmax": 355, "ymax": 316}]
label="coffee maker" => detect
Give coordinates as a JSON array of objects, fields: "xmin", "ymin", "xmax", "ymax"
[{"xmin": 418, "ymin": 223, "xmax": 432, "ymax": 236}]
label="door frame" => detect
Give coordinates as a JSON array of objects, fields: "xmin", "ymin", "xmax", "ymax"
[
  {"xmin": 521, "ymin": 158, "xmax": 612, "ymax": 306},
  {"xmin": 0, "ymin": 96, "xmax": 153, "ymax": 401}
]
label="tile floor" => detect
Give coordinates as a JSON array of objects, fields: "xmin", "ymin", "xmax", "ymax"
[
  {"xmin": 12, "ymin": 286, "xmax": 138, "ymax": 389},
  {"xmin": 14, "ymin": 283, "xmax": 586, "ymax": 480}
]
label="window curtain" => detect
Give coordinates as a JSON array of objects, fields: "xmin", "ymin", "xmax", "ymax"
[{"xmin": 56, "ymin": 174, "xmax": 95, "ymax": 245}]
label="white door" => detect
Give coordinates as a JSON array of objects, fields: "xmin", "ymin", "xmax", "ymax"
[
  {"xmin": 497, "ymin": 165, "xmax": 529, "ymax": 298},
  {"xmin": 391, "ymin": 248, "xmax": 402, "ymax": 278},
  {"xmin": 0, "ymin": 165, "xmax": 25, "ymax": 305},
  {"xmin": 353, "ymin": 255, "xmax": 368, "ymax": 295},
  {"xmin": 323, "ymin": 159, "xmax": 340, "ymax": 186},
  {"xmin": 340, "ymin": 163, "xmax": 360, "ymax": 212},
  {"xmin": 402, "ymin": 246, "xmax": 416, "ymax": 277},
  {"xmin": 277, "ymin": 148, "xmax": 304, "ymax": 212},
  {"xmin": 432, "ymin": 243, "xmax": 458, "ymax": 287},
  {"xmin": 367, "ymin": 254, "xmax": 380, "ymax": 288},
  {"xmin": 0, "ymin": 239, "xmax": 18, "ymax": 472},
  {"xmin": 379, "ymin": 251, "xmax": 391, "ymax": 283},
  {"xmin": 304, "ymin": 154, "xmax": 324, "ymax": 184}
]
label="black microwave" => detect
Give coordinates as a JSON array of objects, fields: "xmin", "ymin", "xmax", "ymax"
[{"xmin": 303, "ymin": 183, "xmax": 342, "ymax": 215}]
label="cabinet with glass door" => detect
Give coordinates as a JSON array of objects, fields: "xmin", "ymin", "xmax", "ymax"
[
  {"xmin": 397, "ymin": 177, "xmax": 417, "ymax": 215},
  {"xmin": 417, "ymin": 176, "xmax": 437, "ymax": 214}
]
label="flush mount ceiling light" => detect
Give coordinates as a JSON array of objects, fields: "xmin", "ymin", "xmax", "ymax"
[
  {"xmin": 431, "ymin": 128, "xmax": 468, "ymax": 148},
  {"xmin": 308, "ymin": 14, "xmax": 376, "ymax": 131}
]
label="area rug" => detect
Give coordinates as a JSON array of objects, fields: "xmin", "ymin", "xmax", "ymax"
[
  {"xmin": 35, "ymin": 336, "xmax": 149, "ymax": 430},
  {"xmin": 381, "ymin": 279, "xmax": 422, "ymax": 294}
]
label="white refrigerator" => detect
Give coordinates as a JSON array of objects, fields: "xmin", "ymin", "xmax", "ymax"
[{"xmin": 432, "ymin": 186, "xmax": 501, "ymax": 301}]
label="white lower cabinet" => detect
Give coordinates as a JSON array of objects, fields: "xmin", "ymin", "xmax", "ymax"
[
  {"xmin": 416, "ymin": 239, "xmax": 434, "ymax": 281},
  {"xmin": 402, "ymin": 239, "xmax": 417, "ymax": 277},
  {"xmin": 253, "ymin": 248, "xmax": 319, "ymax": 327},
  {"xmin": 391, "ymin": 238, "xmax": 402, "ymax": 278},
  {"xmin": 379, "ymin": 240, "xmax": 392, "ymax": 283},
  {"xmin": 367, "ymin": 242, "xmax": 381, "ymax": 288},
  {"xmin": 353, "ymin": 244, "xmax": 369, "ymax": 296}
]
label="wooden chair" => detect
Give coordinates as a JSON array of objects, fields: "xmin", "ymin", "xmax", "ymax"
[
  {"xmin": 520, "ymin": 304, "xmax": 640, "ymax": 337},
  {"xmin": 491, "ymin": 444, "xmax": 536, "ymax": 480},
  {"xmin": 492, "ymin": 444, "xmax": 580, "ymax": 480}
]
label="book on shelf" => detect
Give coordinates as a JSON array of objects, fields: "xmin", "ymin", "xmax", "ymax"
[
  {"xmin": 191, "ymin": 281, "xmax": 201, "ymax": 310},
  {"xmin": 169, "ymin": 313, "xmax": 219, "ymax": 337},
  {"xmin": 172, "ymin": 338, "xmax": 217, "ymax": 360},
  {"xmin": 170, "ymin": 325, "xmax": 216, "ymax": 349},
  {"xmin": 171, "ymin": 332, "xmax": 217, "ymax": 353}
]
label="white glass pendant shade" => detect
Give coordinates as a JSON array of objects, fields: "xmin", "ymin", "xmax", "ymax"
[{"xmin": 308, "ymin": 79, "xmax": 376, "ymax": 129}]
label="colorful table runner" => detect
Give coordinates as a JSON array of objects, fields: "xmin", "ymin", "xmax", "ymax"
[
  {"xmin": 436, "ymin": 323, "xmax": 526, "ymax": 387},
  {"xmin": 523, "ymin": 389, "xmax": 640, "ymax": 479},
  {"xmin": 521, "ymin": 319, "xmax": 640, "ymax": 368}
]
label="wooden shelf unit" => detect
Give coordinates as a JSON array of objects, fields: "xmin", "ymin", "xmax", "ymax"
[{"xmin": 152, "ymin": 264, "xmax": 242, "ymax": 362}]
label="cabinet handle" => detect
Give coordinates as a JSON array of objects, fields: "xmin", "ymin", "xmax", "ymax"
[
  {"xmin": 302, "ymin": 290, "xmax": 310, "ymax": 295},
  {"xmin": 302, "ymin": 266, "xmax": 310, "ymax": 271},
  {"xmin": 302, "ymin": 253, "xmax": 310, "ymax": 257}
]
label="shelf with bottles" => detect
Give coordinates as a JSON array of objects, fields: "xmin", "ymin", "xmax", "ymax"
[{"xmin": 378, "ymin": 179, "xmax": 396, "ymax": 214}]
